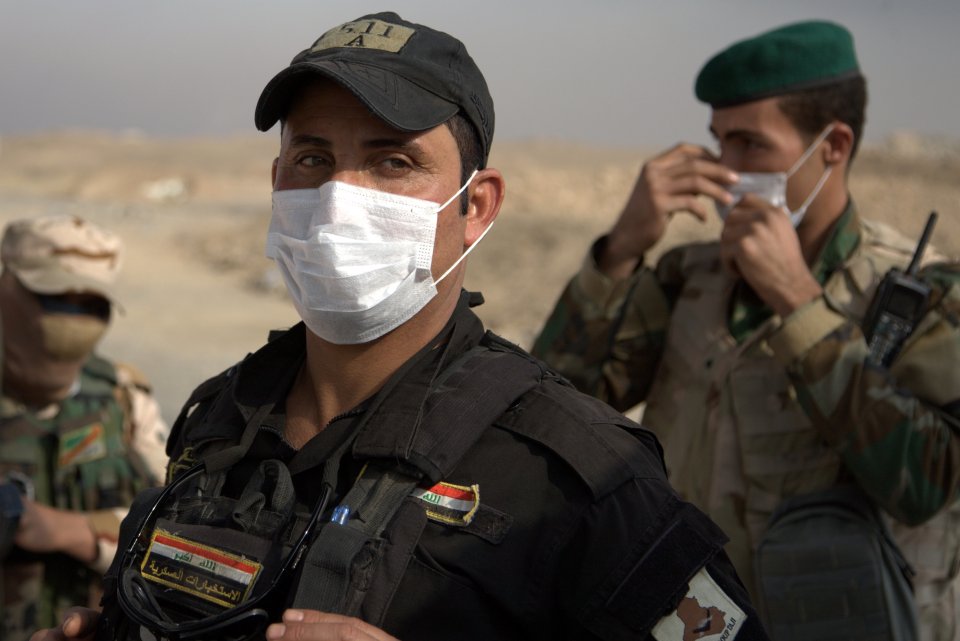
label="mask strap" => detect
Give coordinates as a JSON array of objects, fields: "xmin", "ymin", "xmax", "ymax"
[
  {"xmin": 436, "ymin": 169, "xmax": 480, "ymax": 212},
  {"xmin": 434, "ymin": 168, "xmax": 486, "ymax": 284},
  {"xmin": 793, "ymin": 165, "xmax": 833, "ymax": 222},
  {"xmin": 436, "ymin": 218, "xmax": 496, "ymax": 285},
  {"xmin": 787, "ymin": 123, "xmax": 835, "ymax": 177}
]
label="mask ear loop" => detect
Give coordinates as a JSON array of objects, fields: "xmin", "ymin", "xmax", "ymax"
[
  {"xmin": 786, "ymin": 124, "xmax": 836, "ymax": 226},
  {"xmin": 435, "ymin": 169, "xmax": 480, "ymax": 212},
  {"xmin": 434, "ymin": 169, "xmax": 493, "ymax": 285},
  {"xmin": 436, "ymin": 218, "xmax": 496, "ymax": 285},
  {"xmin": 793, "ymin": 165, "xmax": 833, "ymax": 216},
  {"xmin": 786, "ymin": 123, "xmax": 836, "ymax": 177}
]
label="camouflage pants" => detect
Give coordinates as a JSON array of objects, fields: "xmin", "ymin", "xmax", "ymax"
[
  {"xmin": 2, "ymin": 560, "xmax": 98, "ymax": 641},
  {"xmin": 890, "ymin": 505, "xmax": 960, "ymax": 641},
  {"xmin": 2, "ymin": 562, "xmax": 43, "ymax": 641}
]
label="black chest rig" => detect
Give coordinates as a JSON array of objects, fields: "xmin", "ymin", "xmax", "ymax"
[{"xmin": 97, "ymin": 319, "xmax": 554, "ymax": 641}]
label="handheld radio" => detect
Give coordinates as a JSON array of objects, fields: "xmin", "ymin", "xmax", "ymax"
[{"xmin": 862, "ymin": 211, "xmax": 938, "ymax": 368}]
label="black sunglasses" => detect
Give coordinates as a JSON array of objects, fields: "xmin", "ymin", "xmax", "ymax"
[{"xmin": 35, "ymin": 292, "xmax": 111, "ymax": 320}]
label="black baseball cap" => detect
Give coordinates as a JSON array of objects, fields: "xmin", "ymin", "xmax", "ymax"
[{"xmin": 255, "ymin": 12, "xmax": 495, "ymax": 164}]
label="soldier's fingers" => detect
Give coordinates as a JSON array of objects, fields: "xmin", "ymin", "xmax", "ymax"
[
  {"xmin": 661, "ymin": 195, "xmax": 711, "ymax": 222},
  {"xmin": 60, "ymin": 608, "xmax": 100, "ymax": 639},
  {"xmin": 724, "ymin": 197, "xmax": 776, "ymax": 225},
  {"xmin": 661, "ymin": 172, "xmax": 737, "ymax": 205},
  {"xmin": 663, "ymin": 155, "xmax": 737, "ymax": 185},
  {"xmin": 718, "ymin": 240, "xmax": 742, "ymax": 278},
  {"xmin": 27, "ymin": 608, "xmax": 99, "ymax": 641},
  {"xmin": 660, "ymin": 142, "xmax": 721, "ymax": 163},
  {"xmin": 644, "ymin": 144, "xmax": 718, "ymax": 180},
  {"xmin": 267, "ymin": 610, "xmax": 399, "ymax": 641}
]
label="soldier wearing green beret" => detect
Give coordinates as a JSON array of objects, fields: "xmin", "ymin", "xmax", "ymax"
[{"xmin": 534, "ymin": 20, "xmax": 960, "ymax": 640}]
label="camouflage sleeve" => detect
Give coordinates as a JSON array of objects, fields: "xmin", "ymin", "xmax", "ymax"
[
  {"xmin": 768, "ymin": 263, "xmax": 960, "ymax": 526},
  {"xmin": 127, "ymin": 386, "xmax": 171, "ymax": 484},
  {"xmin": 531, "ymin": 237, "xmax": 682, "ymax": 412}
]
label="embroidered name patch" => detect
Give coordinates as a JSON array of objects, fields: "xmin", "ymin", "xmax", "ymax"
[
  {"xmin": 411, "ymin": 482, "xmax": 480, "ymax": 525},
  {"xmin": 652, "ymin": 568, "xmax": 745, "ymax": 641},
  {"xmin": 58, "ymin": 423, "xmax": 107, "ymax": 467},
  {"xmin": 140, "ymin": 529, "xmax": 262, "ymax": 608}
]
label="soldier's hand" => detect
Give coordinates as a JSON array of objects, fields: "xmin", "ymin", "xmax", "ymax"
[
  {"xmin": 28, "ymin": 607, "xmax": 100, "ymax": 641},
  {"xmin": 600, "ymin": 143, "xmax": 738, "ymax": 279},
  {"xmin": 15, "ymin": 500, "xmax": 98, "ymax": 564},
  {"xmin": 719, "ymin": 193, "xmax": 823, "ymax": 316},
  {"xmin": 266, "ymin": 609, "xmax": 400, "ymax": 641}
]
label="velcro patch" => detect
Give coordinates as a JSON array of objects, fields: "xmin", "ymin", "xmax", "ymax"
[
  {"xmin": 312, "ymin": 19, "xmax": 415, "ymax": 54},
  {"xmin": 140, "ymin": 528, "xmax": 262, "ymax": 608},
  {"xmin": 411, "ymin": 482, "xmax": 480, "ymax": 525},
  {"xmin": 58, "ymin": 423, "xmax": 107, "ymax": 467},
  {"xmin": 652, "ymin": 568, "xmax": 745, "ymax": 641}
]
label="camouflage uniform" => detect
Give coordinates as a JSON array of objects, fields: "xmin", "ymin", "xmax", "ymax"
[
  {"xmin": 0, "ymin": 354, "xmax": 166, "ymax": 641},
  {"xmin": 533, "ymin": 202, "xmax": 960, "ymax": 640}
]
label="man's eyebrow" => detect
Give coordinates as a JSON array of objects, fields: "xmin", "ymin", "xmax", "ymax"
[
  {"xmin": 712, "ymin": 127, "xmax": 768, "ymax": 143},
  {"xmin": 288, "ymin": 134, "xmax": 331, "ymax": 148},
  {"xmin": 285, "ymin": 134, "xmax": 426, "ymax": 155},
  {"xmin": 363, "ymin": 137, "xmax": 426, "ymax": 155}
]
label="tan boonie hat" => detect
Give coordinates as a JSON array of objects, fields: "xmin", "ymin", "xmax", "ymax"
[{"xmin": 0, "ymin": 214, "xmax": 123, "ymax": 302}]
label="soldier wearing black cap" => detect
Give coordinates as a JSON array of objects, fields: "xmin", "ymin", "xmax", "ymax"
[
  {"xmin": 30, "ymin": 12, "xmax": 768, "ymax": 641},
  {"xmin": 534, "ymin": 19, "xmax": 960, "ymax": 641}
]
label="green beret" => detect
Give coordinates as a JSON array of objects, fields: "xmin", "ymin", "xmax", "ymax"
[{"xmin": 695, "ymin": 20, "xmax": 861, "ymax": 108}]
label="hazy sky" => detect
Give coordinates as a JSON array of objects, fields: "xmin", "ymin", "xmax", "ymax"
[{"xmin": 1, "ymin": 0, "xmax": 956, "ymax": 149}]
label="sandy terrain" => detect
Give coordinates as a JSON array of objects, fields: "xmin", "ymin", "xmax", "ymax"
[{"xmin": 0, "ymin": 130, "xmax": 957, "ymax": 423}]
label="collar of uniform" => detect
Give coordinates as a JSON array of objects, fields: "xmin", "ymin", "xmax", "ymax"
[
  {"xmin": 809, "ymin": 198, "xmax": 861, "ymax": 285},
  {"xmin": 346, "ymin": 290, "xmax": 487, "ymax": 479},
  {"xmin": 229, "ymin": 291, "xmax": 487, "ymax": 414},
  {"xmin": 233, "ymin": 290, "xmax": 486, "ymax": 480},
  {"xmin": 231, "ymin": 322, "xmax": 308, "ymax": 412},
  {"xmin": 0, "ymin": 393, "xmax": 59, "ymax": 422}
]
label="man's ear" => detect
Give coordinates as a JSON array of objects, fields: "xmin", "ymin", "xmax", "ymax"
[
  {"xmin": 271, "ymin": 157, "xmax": 279, "ymax": 188},
  {"xmin": 464, "ymin": 168, "xmax": 506, "ymax": 247},
  {"xmin": 824, "ymin": 122, "xmax": 854, "ymax": 167}
]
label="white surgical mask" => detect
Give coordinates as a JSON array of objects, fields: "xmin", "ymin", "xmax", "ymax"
[
  {"xmin": 717, "ymin": 124, "xmax": 835, "ymax": 226},
  {"xmin": 266, "ymin": 170, "xmax": 489, "ymax": 344}
]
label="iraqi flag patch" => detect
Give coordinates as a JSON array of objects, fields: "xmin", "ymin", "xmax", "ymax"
[
  {"xmin": 411, "ymin": 482, "xmax": 480, "ymax": 525},
  {"xmin": 140, "ymin": 528, "xmax": 262, "ymax": 609}
]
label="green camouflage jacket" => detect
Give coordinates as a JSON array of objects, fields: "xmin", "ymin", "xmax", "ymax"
[
  {"xmin": 533, "ymin": 202, "xmax": 960, "ymax": 637},
  {"xmin": 533, "ymin": 202, "xmax": 960, "ymax": 526},
  {"xmin": 0, "ymin": 356, "xmax": 160, "ymax": 640}
]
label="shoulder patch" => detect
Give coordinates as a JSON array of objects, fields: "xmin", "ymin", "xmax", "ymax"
[{"xmin": 652, "ymin": 567, "xmax": 746, "ymax": 641}]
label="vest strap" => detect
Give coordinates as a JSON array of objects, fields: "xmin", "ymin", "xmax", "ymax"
[
  {"xmin": 291, "ymin": 465, "xmax": 420, "ymax": 614},
  {"xmin": 290, "ymin": 334, "xmax": 546, "ymax": 617}
]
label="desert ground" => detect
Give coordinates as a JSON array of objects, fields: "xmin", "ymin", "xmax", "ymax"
[{"xmin": 0, "ymin": 130, "xmax": 957, "ymax": 424}]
